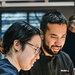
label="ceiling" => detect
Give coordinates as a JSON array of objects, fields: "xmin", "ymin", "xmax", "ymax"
[{"xmin": 0, "ymin": 0, "xmax": 74, "ymax": 7}]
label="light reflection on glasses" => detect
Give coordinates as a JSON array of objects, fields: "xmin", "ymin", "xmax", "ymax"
[{"xmin": 27, "ymin": 42, "xmax": 41, "ymax": 55}]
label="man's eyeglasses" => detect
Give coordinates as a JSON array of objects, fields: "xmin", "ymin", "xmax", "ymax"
[{"xmin": 27, "ymin": 42, "xmax": 41, "ymax": 55}]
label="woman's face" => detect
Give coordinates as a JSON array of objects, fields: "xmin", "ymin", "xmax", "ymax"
[{"xmin": 18, "ymin": 35, "xmax": 41, "ymax": 71}]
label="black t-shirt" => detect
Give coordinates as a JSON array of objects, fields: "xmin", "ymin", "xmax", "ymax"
[
  {"xmin": 0, "ymin": 58, "xmax": 19, "ymax": 75},
  {"xmin": 62, "ymin": 29, "xmax": 75, "ymax": 67},
  {"xmin": 19, "ymin": 51, "xmax": 74, "ymax": 75}
]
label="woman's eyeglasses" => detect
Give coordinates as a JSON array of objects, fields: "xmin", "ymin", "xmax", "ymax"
[{"xmin": 27, "ymin": 42, "xmax": 41, "ymax": 55}]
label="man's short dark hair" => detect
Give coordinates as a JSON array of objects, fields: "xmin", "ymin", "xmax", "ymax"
[{"xmin": 40, "ymin": 9, "xmax": 67, "ymax": 33}]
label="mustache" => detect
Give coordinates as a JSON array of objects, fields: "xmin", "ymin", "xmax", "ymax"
[{"xmin": 51, "ymin": 45, "xmax": 62, "ymax": 48}]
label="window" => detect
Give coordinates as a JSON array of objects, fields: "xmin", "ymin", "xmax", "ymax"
[
  {"xmin": 1, "ymin": 12, "xmax": 45, "ymax": 38},
  {"xmin": 29, "ymin": 12, "xmax": 44, "ymax": 29}
]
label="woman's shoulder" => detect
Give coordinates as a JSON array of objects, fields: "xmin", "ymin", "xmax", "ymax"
[{"xmin": 0, "ymin": 59, "xmax": 19, "ymax": 75}]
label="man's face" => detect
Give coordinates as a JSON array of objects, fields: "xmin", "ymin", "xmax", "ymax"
[{"xmin": 43, "ymin": 23, "xmax": 67, "ymax": 55}]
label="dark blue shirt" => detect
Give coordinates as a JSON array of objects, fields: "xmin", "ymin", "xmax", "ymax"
[{"xmin": 0, "ymin": 59, "xmax": 19, "ymax": 75}]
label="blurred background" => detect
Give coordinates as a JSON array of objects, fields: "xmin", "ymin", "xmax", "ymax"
[
  {"xmin": 0, "ymin": 0, "xmax": 75, "ymax": 72},
  {"xmin": 0, "ymin": 0, "xmax": 75, "ymax": 39}
]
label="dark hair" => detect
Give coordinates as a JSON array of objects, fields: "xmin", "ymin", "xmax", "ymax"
[
  {"xmin": 68, "ymin": 15, "xmax": 75, "ymax": 27},
  {"xmin": 40, "ymin": 9, "xmax": 67, "ymax": 33},
  {"xmin": 69, "ymin": 15, "xmax": 75, "ymax": 21},
  {"xmin": 2, "ymin": 21, "xmax": 40, "ymax": 54}
]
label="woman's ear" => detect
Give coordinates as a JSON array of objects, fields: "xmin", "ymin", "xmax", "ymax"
[
  {"xmin": 40, "ymin": 30, "xmax": 44, "ymax": 40},
  {"xmin": 13, "ymin": 40, "xmax": 21, "ymax": 52}
]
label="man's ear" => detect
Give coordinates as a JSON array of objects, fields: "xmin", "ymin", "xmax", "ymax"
[
  {"xmin": 13, "ymin": 40, "xmax": 21, "ymax": 52},
  {"xmin": 40, "ymin": 30, "xmax": 44, "ymax": 40}
]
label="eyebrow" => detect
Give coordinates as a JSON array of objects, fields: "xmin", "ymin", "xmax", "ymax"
[
  {"xmin": 49, "ymin": 33, "xmax": 67, "ymax": 37},
  {"xmin": 50, "ymin": 34, "xmax": 57, "ymax": 36},
  {"xmin": 27, "ymin": 42, "xmax": 40, "ymax": 49}
]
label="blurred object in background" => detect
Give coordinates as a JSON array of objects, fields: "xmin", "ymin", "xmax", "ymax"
[{"xmin": 63, "ymin": 14, "xmax": 75, "ymax": 67}]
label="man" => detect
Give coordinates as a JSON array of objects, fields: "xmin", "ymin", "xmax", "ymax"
[
  {"xmin": 63, "ymin": 15, "xmax": 75, "ymax": 67},
  {"xmin": 19, "ymin": 10, "xmax": 74, "ymax": 75}
]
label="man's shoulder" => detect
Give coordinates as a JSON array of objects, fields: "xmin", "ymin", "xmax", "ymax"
[
  {"xmin": 58, "ymin": 51, "xmax": 72, "ymax": 63},
  {"xmin": 59, "ymin": 51, "xmax": 70, "ymax": 56}
]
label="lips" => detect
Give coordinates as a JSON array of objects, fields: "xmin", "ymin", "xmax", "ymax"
[
  {"xmin": 32, "ymin": 60, "xmax": 36, "ymax": 66},
  {"xmin": 52, "ymin": 47, "xmax": 60, "ymax": 51}
]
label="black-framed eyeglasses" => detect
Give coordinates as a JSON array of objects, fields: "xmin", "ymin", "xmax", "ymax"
[{"xmin": 27, "ymin": 42, "xmax": 41, "ymax": 55}]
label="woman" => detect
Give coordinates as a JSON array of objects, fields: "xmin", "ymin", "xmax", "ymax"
[{"xmin": 0, "ymin": 21, "xmax": 41, "ymax": 75}]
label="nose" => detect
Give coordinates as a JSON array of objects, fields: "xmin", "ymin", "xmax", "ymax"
[
  {"xmin": 55, "ymin": 38, "xmax": 61, "ymax": 46},
  {"xmin": 36, "ymin": 53, "xmax": 40, "ymax": 60}
]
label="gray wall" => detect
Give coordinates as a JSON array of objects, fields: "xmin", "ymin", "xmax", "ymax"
[{"xmin": 46, "ymin": 6, "xmax": 75, "ymax": 20}]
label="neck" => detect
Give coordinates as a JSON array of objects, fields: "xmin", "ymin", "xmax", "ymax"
[
  {"xmin": 42, "ymin": 45, "xmax": 52, "ymax": 57},
  {"xmin": 5, "ymin": 55, "xmax": 21, "ymax": 72}
]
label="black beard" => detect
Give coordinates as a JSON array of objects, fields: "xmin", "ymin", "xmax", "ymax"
[{"xmin": 43, "ymin": 39, "xmax": 60, "ymax": 56}]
